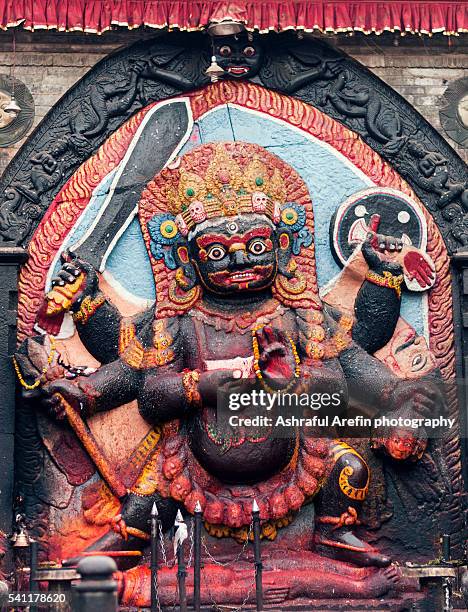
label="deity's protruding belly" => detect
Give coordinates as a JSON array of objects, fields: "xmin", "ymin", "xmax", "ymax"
[{"xmin": 188, "ymin": 408, "xmax": 296, "ymax": 485}]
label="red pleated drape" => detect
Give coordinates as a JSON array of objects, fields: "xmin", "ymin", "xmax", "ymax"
[{"xmin": 0, "ymin": 1, "xmax": 466, "ymax": 34}]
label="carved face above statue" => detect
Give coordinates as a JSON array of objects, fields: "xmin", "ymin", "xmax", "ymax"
[{"xmin": 212, "ymin": 34, "xmax": 263, "ymax": 78}]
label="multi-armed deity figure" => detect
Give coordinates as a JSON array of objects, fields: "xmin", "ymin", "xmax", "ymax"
[{"xmin": 17, "ymin": 141, "xmax": 444, "ymax": 601}]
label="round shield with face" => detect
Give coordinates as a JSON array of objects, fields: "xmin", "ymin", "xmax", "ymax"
[{"xmin": 330, "ymin": 187, "xmax": 427, "ymax": 267}]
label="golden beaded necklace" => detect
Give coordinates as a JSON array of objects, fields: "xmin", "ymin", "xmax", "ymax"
[{"xmin": 13, "ymin": 336, "xmax": 56, "ymax": 390}]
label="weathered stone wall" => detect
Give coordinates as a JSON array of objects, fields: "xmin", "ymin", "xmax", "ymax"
[
  {"xmin": 336, "ymin": 34, "xmax": 468, "ymax": 162},
  {"xmin": 0, "ymin": 30, "xmax": 466, "ymax": 176}
]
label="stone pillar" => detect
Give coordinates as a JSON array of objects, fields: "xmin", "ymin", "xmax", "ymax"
[
  {"xmin": 451, "ymin": 249, "xmax": 468, "ymax": 487},
  {"xmin": 73, "ymin": 556, "xmax": 118, "ymax": 612},
  {"xmin": 0, "ymin": 246, "xmax": 28, "ymax": 538}
]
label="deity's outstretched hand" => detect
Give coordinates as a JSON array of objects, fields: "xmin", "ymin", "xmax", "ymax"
[
  {"xmin": 367, "ymin": 231, "xmax": 404, "ymax": 254},
  {"xmin": 49, "ymin": 250, "xmax": 99, "ymax": 312},
  {"xmin": 361, "ymin": 229, "xmax": 404, "ymax": 273},
  {"xmin": 36, "ymin": 250, "xmax": 102, "ymax": 335},
  {"xmin": 389, "ymin": 378, "xmax": 445, "ymax": 419},
  {"xmin": 362, "ymin": 222, "xmax": 436, "ymax": 290}
]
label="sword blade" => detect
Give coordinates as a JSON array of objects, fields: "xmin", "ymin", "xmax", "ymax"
[{"xmin": 73, "ymin": 100, "xmax": 192, "ymax": 271}]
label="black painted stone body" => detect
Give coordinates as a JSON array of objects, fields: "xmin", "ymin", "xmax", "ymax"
[{"xmin": 0, "ymin": 30, "xmax": 464, "ymax": 575}]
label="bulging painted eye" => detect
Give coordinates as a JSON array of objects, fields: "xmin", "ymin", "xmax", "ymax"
[
  {"xmin": 411, "ymin": 354, "xmax": 427, "ymax": 371},
  {"xmin": 249, "ymin": 239, "xmax": 267, "ymax": 255},
  {"xmin": 207, "ymin": 245, "xmax": 227, "ymax": 261},
  {"xmin": 219, "ymin": 46, "xmax": 232, "ymax": 57},
  {"xmin": 243, "ymin": 46, "xmax": 256, "ymax": 57}
]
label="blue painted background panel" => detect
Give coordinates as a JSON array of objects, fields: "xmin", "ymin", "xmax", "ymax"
[{"xmin": 54, "ymin": 104, "xmax": 425, "ymax": 335}]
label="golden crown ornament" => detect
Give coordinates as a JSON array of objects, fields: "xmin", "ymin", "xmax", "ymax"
[{"xmin": 161, "ymin": 143, "xmax": 287, "ymax": 236}]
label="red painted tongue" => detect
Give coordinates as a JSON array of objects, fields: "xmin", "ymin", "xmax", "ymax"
[{"xmin": 369, "ymin": 214, "xmax": 381, "ymax": 233}]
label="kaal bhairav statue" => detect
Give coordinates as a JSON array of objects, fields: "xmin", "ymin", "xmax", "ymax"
[{"xmin": 14, "ymin": 132, "xmax": 451, "ymax": 605}]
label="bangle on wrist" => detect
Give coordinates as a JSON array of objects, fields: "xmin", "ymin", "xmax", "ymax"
[
  {"xmin": 72, "ymin": 293, "xmax": 106, "ymax": 325},
  {"xmin": 182, "ymin": 369, "xmax": 202, "ymax": 408}
]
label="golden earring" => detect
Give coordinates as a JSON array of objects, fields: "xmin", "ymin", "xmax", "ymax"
[{"xmin": 175, "ymin": 267, "xmax": 190, "ymax": 289}]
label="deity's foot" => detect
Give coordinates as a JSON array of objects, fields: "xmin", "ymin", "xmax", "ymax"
[
  {"xmin": 314, "ymin": 526, "xmax": 391, "ymax": 568},
  {"xmin": 365, "ymin": 565, "xmax": 402, "ymax": 598}
]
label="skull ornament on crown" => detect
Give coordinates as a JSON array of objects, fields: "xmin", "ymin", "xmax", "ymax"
[
  {"xmin": 252, "ymin": 191, "xmax": 269, "ymax": 213},
  {"xmin": 145, "ymin": 143, "xmax": 299, "ymax": 237},
  {"xmin": 188, "ymin": 200, "xmax": 207, "ymax": 224}
]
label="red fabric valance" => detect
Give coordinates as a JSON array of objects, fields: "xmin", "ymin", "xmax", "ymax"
[{"xmin": 0, "ymin": 1, "xmax": 466, "ymax": 35}]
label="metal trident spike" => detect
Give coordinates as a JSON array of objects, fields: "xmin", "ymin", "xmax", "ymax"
[
  {"xmin": 252, "ymin": 499, "xmax": 260, "ymax": 513},
  {"xmin": 151, "ymin": 502, "xmax": 159, "ymax": 517},
  {"xmin": 175, "ymin": 509, "xmax": 184, "ymax": 524},
  {"xmin": 194, "ymin": 500, "xmax": 202, "ymax": 513}
]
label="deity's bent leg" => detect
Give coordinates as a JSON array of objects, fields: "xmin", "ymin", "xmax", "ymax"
[
  {"xmin": 313, "ymin": 441, "xmax": 391, "ymax": 568},
  {"xmin": 64, "ymin": 491, "xmax": 179, "ymax": 564}
]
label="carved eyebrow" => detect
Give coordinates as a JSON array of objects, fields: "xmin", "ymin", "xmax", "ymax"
[
  {"xmin": 395, "ymin": 336, "xmax": 416, "ymax": 353},
  {"xmin": 243, "ymin": 227, "xmax": 271, "ymax": 241},
  {"xmin": 197, "ymin": 234, "xmax": 229, "ymax": 248},
  {"xmin": 197, "ymin": 228, "xmax": 271, "ymax": 248}
]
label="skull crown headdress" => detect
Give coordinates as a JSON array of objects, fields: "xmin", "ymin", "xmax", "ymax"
[
  {"xmin": 139, "ymin": 141, "xmax": 317, "ymax": 314},
  {"xmin": 143, "ymin": 142, "xmax": 289, "ymax": 236}
]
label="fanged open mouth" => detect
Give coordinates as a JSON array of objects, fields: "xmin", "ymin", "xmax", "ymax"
[
  {"xmin": 226, "ymin": 270, "xmax": 260, "ymax": 283},
  {"xmin": 209, "ymin": 265, "xmax": 273, "ymax": 287},
  {"xmin": 227, "ymin": 66, "xmax": 250, "ymax": 75}
]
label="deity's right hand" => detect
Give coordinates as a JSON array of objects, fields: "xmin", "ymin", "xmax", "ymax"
[
  {"xmin": 40, "ymin": 378, "xmax": 91, "ymax": 421},
  {"xmin": 48, "ymin": 250, "xmax": 99, "ymax": 313},
  {"xmin": 198, "ymin": 369, "xmax": 241, "ymax": 406},
  {"xmin": 389, "ymin": 378, "xmax": 445, "ymax": 418},
  {"xmin": 365, "ymin": 231, "xmax": 404, "ymax": 254}
]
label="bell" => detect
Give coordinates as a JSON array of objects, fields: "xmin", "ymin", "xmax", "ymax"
[
  {"xmin": 4, "ymin": 96, "xmax": 21, "ymax": 116},
  {"xmin": 205, "ymin": 56, "xmax": 225, "ymax": 83},
  {"xmin": 207, "ymin": 20, "xmax": 245, "ymax": 37},
  {"xmin": 11, "ymin": 526, "xmax": 30, "ymax": 548}
]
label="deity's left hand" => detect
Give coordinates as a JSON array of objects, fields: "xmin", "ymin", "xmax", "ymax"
[{"xmin": 254, "ymin": 326, "xmax": 296, "ymax": 388}]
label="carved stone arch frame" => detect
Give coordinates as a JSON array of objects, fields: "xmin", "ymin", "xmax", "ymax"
[{"xmin": 0, "ymin": 31, "xmax": 466, "ymax": 560}]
